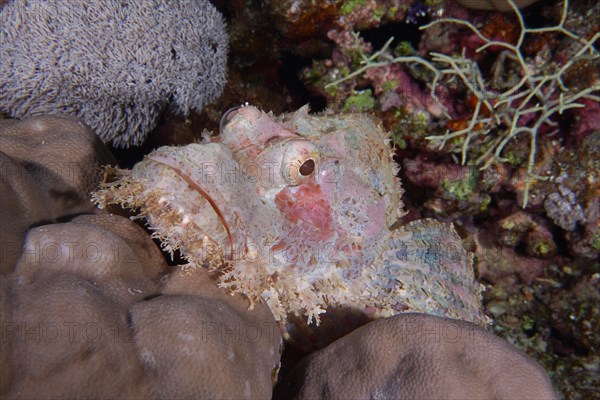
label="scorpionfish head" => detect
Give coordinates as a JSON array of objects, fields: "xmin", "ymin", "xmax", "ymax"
[{"xmin": 218, "ymin": 105, "xmax": 406, "ymax": 276}]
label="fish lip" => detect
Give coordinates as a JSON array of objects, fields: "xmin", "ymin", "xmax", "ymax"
[{"xmin": 145, "ymin": 154, "xmax": 235, "ymax": 261}]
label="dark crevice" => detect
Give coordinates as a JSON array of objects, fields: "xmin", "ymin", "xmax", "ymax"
[
  {"xmin": 141, "ymin": 294, "xmax": 161, "ymax": 302},
  {"xmin": 279, "ymin": 52, "xmax": 327, "ymax": 112},
  {"xmin": 359, "ymin": 15, "xmax": 430, "ymax": 51}
]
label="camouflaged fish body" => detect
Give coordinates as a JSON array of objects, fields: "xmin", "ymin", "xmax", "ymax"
[{"xmin": 93, "ymin": 105, "xmax": 486, "ymax": 328}]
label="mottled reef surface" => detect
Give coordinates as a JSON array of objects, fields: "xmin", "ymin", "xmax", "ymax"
[{"xmin": 101, "ymin": 0, "xmax": 598, "ymax": 398}]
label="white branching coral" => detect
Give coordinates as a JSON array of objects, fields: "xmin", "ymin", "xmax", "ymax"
[
  {"xmin": 327, "ymin": 0, "xmax": 599, "ymax": 207},
  {"xmin": 0, "ymin": 0, "xmax": 228, "ymax": 147}
]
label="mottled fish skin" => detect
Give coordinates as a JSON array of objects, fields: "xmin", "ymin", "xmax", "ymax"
[{"xmin": 93, "ymin": 105, "xmax": 487, "ymax": 335}]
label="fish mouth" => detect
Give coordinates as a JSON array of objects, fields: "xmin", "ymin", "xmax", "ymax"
[{"xmin": 146, "ymin": 154, "xmax": 234, "ymax": 261}]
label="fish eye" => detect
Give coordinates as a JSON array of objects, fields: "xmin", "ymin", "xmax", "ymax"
[
  {"xmin": 299, "ymin": 159, "xmax": 315, "ymax": 176},
  {"xmin": 281, "ymin": 140, "xmax": 319, "ymax": 186}
]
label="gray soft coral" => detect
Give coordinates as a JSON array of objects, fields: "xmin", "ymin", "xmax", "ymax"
[{"xmin": 0, "ymin": 0, "xmax": 228, "ymax": 147}]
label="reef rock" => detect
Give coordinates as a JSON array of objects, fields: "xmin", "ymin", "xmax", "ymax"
[
  {"xmin": 276, "ymin": 313, "xmax": 557, "ymax": 399},
  {"xmin": 0, "ymin": 115, "xmax": 281, "ymax": 398}
]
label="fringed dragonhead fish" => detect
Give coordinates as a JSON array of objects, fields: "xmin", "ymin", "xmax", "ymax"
[{"xmin": 93, "ymin": 105, "xmax": 487, "ymax": 345}]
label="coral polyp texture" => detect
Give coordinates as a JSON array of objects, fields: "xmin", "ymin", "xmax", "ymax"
[
  {"xmin": 0, "ymin": 0, "xmax": 228, "ymax": 147},
  {"xmin": 323, "ymin": 0, "xmax": 599, "ymax": 207},
  {"xmin": 93, "ymin": 105, "xmax": 487, "ymax": 335}
]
